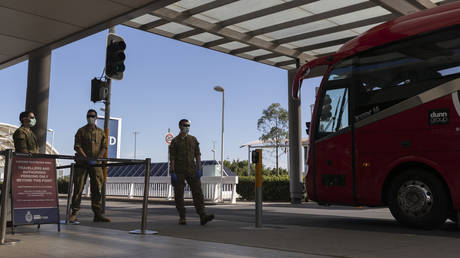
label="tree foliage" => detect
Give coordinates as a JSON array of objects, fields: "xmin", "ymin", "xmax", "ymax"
[
  {"xmin": 224, "ymin": 159, "xmax": 287, "ymax": 177},
  {"xmin": 257, "ymin": 103, "xmax": 289, "ymax": 175}
]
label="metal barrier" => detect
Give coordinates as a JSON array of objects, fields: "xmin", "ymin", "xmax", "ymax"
[
  {"xmin": 0, "ymin": 150, "xmax": 155, "ymax": 245},
  {"xmin": 94, "ymin": 176, "xmax": 239, "ymax": 203}
]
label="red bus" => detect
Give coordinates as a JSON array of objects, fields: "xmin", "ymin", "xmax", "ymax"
[{"xmin": 292, "ymin": 2, "xmax": 460, "ymax": 229}]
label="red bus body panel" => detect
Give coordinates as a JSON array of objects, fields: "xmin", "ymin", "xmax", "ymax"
[
  {"xmin": 354, "ymin": 95, "xmax": 460, "ymax": 208},
  {"xmin": 300, "ymin": 2, "xmax": 460, "ymax": 209}
]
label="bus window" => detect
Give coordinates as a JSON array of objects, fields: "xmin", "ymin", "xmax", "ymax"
[
  {"xmin": 354, "ymin": 25, "xmax": 460, "ymax": 121},
  {"xmin": 318, "ymin": 88, "xmax": 349, "ymax": 135}
]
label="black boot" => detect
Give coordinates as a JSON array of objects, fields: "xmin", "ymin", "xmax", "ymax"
[{"xmin": 200, "ymin": 214, "xmax": 214, "ymax": 226}]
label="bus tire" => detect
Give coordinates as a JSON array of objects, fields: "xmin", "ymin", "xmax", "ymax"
[{"xmin": 387, "ymin": 169, "xmax": 449, "ymax": 229}]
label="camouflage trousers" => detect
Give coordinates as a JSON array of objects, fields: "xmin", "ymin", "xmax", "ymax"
[
  {"xmin": 172, "ymin": 173, "xmax": 205, "ymax": 218},
  {"xmin": 70, "ymin": 164, "xmax": 104, "ymax": 215}
]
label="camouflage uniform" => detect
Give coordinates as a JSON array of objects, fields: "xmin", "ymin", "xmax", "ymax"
[
  {"xmin": 169, "ymin": 134, "xmax": 206, "ymax": 218},
  {"xmin": 70, "ymin": 125, "xmax": 107, "ymax": 216},
  {"xmin": 13, "ymin": 126, "xmax": 39, "ymax": 154},
  {"xmin": 9, "ymin": 126, "xmax": 39, "ymax": 223}
]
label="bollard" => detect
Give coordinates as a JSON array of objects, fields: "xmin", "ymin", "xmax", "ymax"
[
  {"xmin": 252, "ymin": 149, "xmax": 263, "ymax": 228},
  {"xmin": 0, "ymin": 150, "xmax": 18, "ymax": 245},
  {"xmin": 129, "ymin": 158, "xmax": 157, "ymax": 235}
]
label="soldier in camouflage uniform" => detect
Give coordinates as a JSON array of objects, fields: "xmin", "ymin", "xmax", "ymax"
[
  {"xmin": 8, "ymin": 111, "xmax": 39, "ymax": 226},
  {"xmin": 169, "ymin": 119, "xmax": 214, "ymax": 225},
  {"xmin": 69, "ymin": 109, "xmax": 110, "ymax": 223},
  {"xmin": 13, "ymin": 111, "xmax": 39, "ymax": 154}
]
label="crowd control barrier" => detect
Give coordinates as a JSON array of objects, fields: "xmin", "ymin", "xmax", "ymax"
[{"xmin": 0, "ymin": 150, "xmax": 156, "ymax": 245}]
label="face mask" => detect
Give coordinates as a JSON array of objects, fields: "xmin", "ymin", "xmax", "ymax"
[
  {"xmin": 29, "ymin": 118, "xmax": 36, "ymax": 127},
  {"xmin": 181, "ymin": 127, "xmax": 189, "ymax": 134},
  {"xmin": 87, "ymin": 117, "xmax": 96, "ymax": 125}
]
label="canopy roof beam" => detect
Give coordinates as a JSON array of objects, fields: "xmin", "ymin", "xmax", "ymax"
[{"xmin": 149, "ymin": 7, "xmax": 316, "ymax": 62}]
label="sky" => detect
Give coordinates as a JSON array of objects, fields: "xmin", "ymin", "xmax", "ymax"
[{"xmin": 0, "ymin": 25, "xmax": 318, "ymax": 169}]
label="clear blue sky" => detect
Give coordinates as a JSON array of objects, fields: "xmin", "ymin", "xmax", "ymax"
[{"xmin": 0, "ymin": 25, "xmax": 318, "ymax": 168}]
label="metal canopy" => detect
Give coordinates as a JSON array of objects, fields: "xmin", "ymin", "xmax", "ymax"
[
  {"xmin": 0, "ymin": 0, "xmax": 179, "ymax": 69},
  {"xmin": 0, "ymin": 0, "xmax": 456, "ymax": 71},
  {"xmin": 123, "ymin": 0, "xmax": 455, "ymax": 70}
]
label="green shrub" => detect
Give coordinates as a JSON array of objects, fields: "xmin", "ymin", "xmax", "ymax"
[{"xmin": 237, "ymin": 175, "xmax": 290, "ymax": 201}]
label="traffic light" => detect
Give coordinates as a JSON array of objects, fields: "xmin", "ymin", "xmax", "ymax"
[
  {"xmin": 91, "ymin": 78, "xmax": 108, "ymax": 103},
  {"xmin": 105, "ymin": 33, "xmax": 126, "ymax": 80},
  {"xmin": 251, "ymin": 150, "xmax": 260, "ymax": 164}
]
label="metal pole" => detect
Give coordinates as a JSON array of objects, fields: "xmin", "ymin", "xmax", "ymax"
[
  {"xmin": 220, "ymin": 91, "xmax": 224, "ymax": 202},
  {"xmin": 65, "ymin": 163, "xmax": 75, "ymax": 224},
  {"xmin": 1, "ymin": 150, "xmax": 14, "ymax": 245},
  {"xmin": 141, "ymin": 158, "xmax": 150, "ymax": 233},
  {"xmin": 247, "ymin": 146, "xmax": 250, "ymax": 176},
  {"xmin": 129, "ymin": 158, "xmax": 157, "ymax": 235},
  {"xmin": 102, "ymin": 26, "xmax": 115, "ymax": 213},
  {"xmin": 255, "ymin": 149, "xmax": 263, "ymax": 228},
  {"xmin": 288, "ymin": 65, "xmax": 303, "ymax": 204},
  {"xmin": 133, "ymin": 131, "xmax": 139, "ymax": 159},
  {"xmin": 48, "ymin": 129, "xmax": 55, "ymax": 153},
  {"xmin": 167, "ymin": 128, "xmax": 171, "ymax": 177}
]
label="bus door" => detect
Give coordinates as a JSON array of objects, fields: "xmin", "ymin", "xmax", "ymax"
[{"xmin": 314, "ymin": 74, "xmax": 355, "ymax": 203}]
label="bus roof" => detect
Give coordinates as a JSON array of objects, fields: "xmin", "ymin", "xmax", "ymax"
[
  {"xmin": 293, "ymin": 2, "xmax": 460, "ymax": 99},
  {"xmin": 337, "ymin": 1, "xmax": 460, "ymax": 59}
]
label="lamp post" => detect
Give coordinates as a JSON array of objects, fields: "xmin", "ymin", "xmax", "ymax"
[
  {"xmin": 133, "ymin": 131, "xmax": 140, "ymax": 159},
  {"xmin": 214, "ymin": 85, "xmax": 224, "ymax": 202},
  {"xmin": 47, "ymin": 128, "xmax": 55, "ymax": 154}
]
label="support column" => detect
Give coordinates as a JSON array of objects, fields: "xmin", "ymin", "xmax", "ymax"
[
  {"xmin": 288, "ymin": 69, "xmax": 303, "ymax": 204},
  {"xmin": 26, "ymin": 49, "xmax": 51, "ymax": 154}
]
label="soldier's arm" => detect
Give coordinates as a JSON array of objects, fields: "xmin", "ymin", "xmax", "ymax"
[
  {"xmin": 97, "ymin": 131, "xmax": 108, "ymax": 158},
  {"xmin": 74, "ymin": 129, "xmax": 87, "ymax": 158},
  {"xmin": 195, "ymin": 138, "xmax": 202, "ymax": 170},
  {"xmin": 13, "ymin": 130, "xmax": 28, "ymax": 153},
  {"xmin": 169, "ymin": 141, "xmax": 175, "ymax": 171}
]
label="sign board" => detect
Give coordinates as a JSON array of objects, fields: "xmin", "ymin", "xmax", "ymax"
[
  {"xmin": 97, "ymin": 117, "xmax": 122, "ymax": 158},
  {"xmin": 165, "ymin": 132, "xmax": 174, "ymax": 145},
  {"xmin": 11, "ymin": 156, "xmax": 59, "ymax": 225}
]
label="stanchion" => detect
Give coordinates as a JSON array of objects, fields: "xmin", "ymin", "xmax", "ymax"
[
  {"xmin": 61, "ymin": 163, "xmax": 76, "ymax": 224},
  {"xmin": 129, "ymin": 158, "xmax": 158, "ymax": 235},
  {"xmin": 0, "ymin": 150, "xmax": 19, "ymax": 245}
]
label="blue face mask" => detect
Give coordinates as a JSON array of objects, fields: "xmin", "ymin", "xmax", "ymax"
[{"xmin": 181, "ymin": 127, "xmax": 189, "ymax": 134}]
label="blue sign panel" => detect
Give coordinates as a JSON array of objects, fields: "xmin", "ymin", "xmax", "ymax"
[{"xmin": 96, "ymin": 117, "xmax": 122, "ymax": 158}]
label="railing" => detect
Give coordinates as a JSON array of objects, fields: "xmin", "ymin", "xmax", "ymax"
[{"xmin": 83, "ymin": 176, "xmax": 239, "ymax": 204}]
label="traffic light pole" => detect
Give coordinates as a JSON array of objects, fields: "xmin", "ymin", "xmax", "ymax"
[{"xmin": 102, "ymin": 26, "xmax": 115, "ymax": 214}]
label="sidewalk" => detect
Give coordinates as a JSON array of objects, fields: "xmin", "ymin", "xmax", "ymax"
[{"xmin": 2, "ymin": 199, "xmax": 460, "ymax": 258}]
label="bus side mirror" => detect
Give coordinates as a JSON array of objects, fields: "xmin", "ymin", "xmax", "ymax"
[{"xmin": 305, "ymin": 122, "xmax": 311, "ymax": 135}]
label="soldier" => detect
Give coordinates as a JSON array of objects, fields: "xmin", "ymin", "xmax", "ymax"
[
  {"xmin": 169, "ymin": 119, "xmax": 214, "ymax": 225},
  {"xmin": 69, "ymin": 109, "xmax": 110, "ymax": 223},
  {"xmin": 8, "ymin": 111, "xmax": 39, "ymax": 227},
  {"xmin": 13, "ymin": 111, "xmax": 39, "ymax": 154}
]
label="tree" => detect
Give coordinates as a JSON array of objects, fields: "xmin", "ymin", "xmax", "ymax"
[{"xmin": 257, "ymin": 103, "xmax": 289, "ymax": 175}]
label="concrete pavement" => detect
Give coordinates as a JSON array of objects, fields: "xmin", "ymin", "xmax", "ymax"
[{"xmin": 1, "ymin": 198, "xmax": 460, "ymax": 258}]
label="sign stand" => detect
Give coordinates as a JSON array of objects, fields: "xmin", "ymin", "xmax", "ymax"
[
  {"xmin": 10, "ymin": 155, "xmax": 60, "ymax": 232},
  {"xmin": 0, "ymin": 150, "xmax": 20, "ymax": 245}
]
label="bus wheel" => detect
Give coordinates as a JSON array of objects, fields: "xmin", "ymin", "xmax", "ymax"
[{"xmin": 388, "ymin": 169, "xmax": 449, "ymax": 229}]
